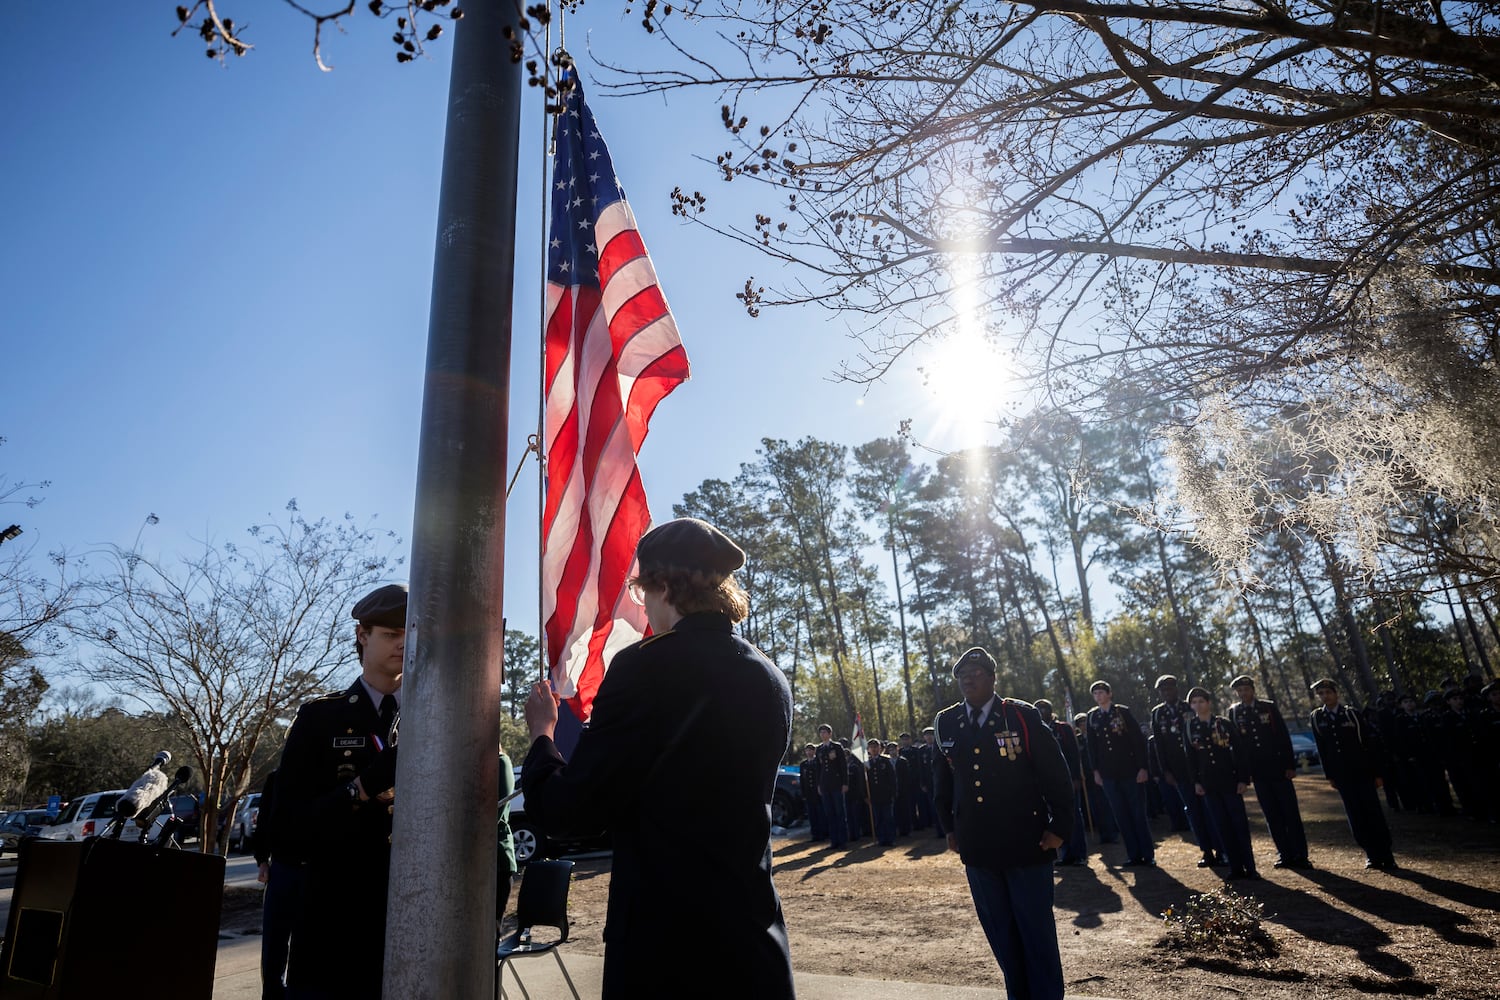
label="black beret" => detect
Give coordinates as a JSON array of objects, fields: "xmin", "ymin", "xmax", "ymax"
[
  {"xmin": 952, "ymin": 647, "xmax": 997, "ymax": 677},
  {"xmin": 1310, "ymin": 678, "xmax": 1337, "ymax": 693},
  {"xmin": 1422, "ymin": 690, "xmax": 1441, "ymax": 705},
  {"xmin": 1482, "ymin": 682, "xmax": 1497, "ymax": 697},
  {"xmin": 636, "ymin": 517, "xmax": 745, "ymax": 577},
  {"xmin": 1230, "ymin": 675, "xmax": 1254, "ymax": 689},
  {"xmin": 1154, "ymin": 674, "xmax": 1179, "ymax": 689},
  {"xmin": 352, "ymin": 584, "xmax": 408, "ymax": 629}
]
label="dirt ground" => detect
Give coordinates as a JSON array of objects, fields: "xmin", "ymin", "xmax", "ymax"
[{"xmin": 224, "ymin": 776, "xmax": 1500, "ymax": 998}]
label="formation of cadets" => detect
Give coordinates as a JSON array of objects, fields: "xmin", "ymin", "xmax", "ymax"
[{"xmin": 796, "ymin": 672, "xmax": 1500, "ymax": 872}]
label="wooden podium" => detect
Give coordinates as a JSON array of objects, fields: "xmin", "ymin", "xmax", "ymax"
[{"xmin": 0, "ymin": 838, "xmax": 225, "ymax": 999}]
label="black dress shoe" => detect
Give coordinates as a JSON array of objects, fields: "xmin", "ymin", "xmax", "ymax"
[
  {"xmin": 1272, "ymin": 859, "xmax": 1288, "ymax": 869},
  {"xmin": 1197, "ymin": 854, "xmax": 1215, "ymax": 868}
]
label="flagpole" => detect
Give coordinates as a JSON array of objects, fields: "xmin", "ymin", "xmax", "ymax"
[{"xmin": 385, "ymin": 0, "xmax": 522, "ymax": 995}]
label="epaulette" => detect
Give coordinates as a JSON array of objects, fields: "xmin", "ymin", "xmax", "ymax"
[{"xmin": 638, "ymin": 628, "xmax": 677, "ymax": 650}]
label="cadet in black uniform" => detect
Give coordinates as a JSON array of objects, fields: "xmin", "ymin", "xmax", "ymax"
[
  {"xmin": 1085, "ymin": 680, "xmax": 1155, "ymax": 866},
  {"xmin": 799, "ymin": 743, "xmax": 826, "ymax": 841},
  {"xmin": 919, "ymin": 727, "xmax": 943, "ymax": 836},
  {"xmin": 1150, "ymin": 675, "xmax": 1220, "ymax": 866},
  {"xmin": 521, "ymin": 517, "xmax": 796, "ymax": 999},
  {"xmin": 934, "ymin": 647, "xmax": 1074, "ymax": 1000},
  {"xmin": 1479, "ymin": 682, "xmax": 1500, "ymax": 822},
  {"xmin": 1183, "ymin": 687, "xmax": 1259, "ymax": 880},
  {"xmin": 866, "ymin": 738, "xmax": 898, "ymax": 845},
  {"xmin": 1226, "ymin": 675, "xmax": 1310, "ymax": 868},
  {"xmin": 1309, "ymin": 678, "xmax": 1396, "ymax": 870},
  {"xmin": 844, "ymin": 739, "xmax": 869, "ymax": 841},
  {"xmin": 899, "ymin": 733, "xmax": 926, "ymax": 830},
  {"xmin": 1438, "ymin": 688, "xmax": 1483, "ymax": 819},
  {"xmin": 889, "ymin": 739, "xmax": 914, "ymax": 836},
  {"xmin": 1035, "ymin": 699, "xmax": 1088, "ymax": 866},
  {"xmin": 1390, "ymin": 693, "xmax": 1436, "ymax": 814},
  {"xmin": 815, "ymin": 725, "xmax": 850, "ymax": 847},
  {"xmin": 273, "ymin": 583, "xmax": 406, "ymax": 1000}
]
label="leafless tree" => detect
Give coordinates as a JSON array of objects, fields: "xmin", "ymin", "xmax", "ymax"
[{"xmin": 69, "ymin": 502, "xmax": 402, "ymax": 851}]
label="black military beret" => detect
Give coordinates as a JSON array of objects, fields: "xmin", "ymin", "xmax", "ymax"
[
  {"xmin": 1310, "ymin": 678, "xmax": 1337, "ymax": 693},
  {"xmin": 636, "ymin": 517, "xmax": 745, "ymax": 577},
  {"xmin": 1422, "ymin": 690, "xmax": 1442, "ymax": 706},
  {"xmin": 1482, "ymin": 682, "xmax": 1498, "ymax": 697},
  {"xmin": 1089, "ymin": 680, "xmax": 1111, "ymax": 694},
  {"xmin": 352, "ymin": 584, "xmax": 408, "ymax": 629},
  {"xmin": 1154, "ymin": 674, "xmax": 1179, "ymax": 690},
  {"xmin": 1230, "ymin": 675, "xmax": 1254, "ymax": 689},
  {"xmin": 1443, "ymin": 687, "xmax": 1464, "ymax": 701},
  {"xmin": 952, "ymin": 647, "xmax": 997, "ymax": 677}
]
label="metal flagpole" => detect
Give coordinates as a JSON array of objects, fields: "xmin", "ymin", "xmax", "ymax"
[{"xmin": 384, "ymin": 0, "xmax": 522, "ymax": 994}]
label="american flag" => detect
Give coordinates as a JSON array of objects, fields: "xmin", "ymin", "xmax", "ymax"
[
  {"xmin": 851, "ymin": 713, "xmax": 867, "ymax": 762},
  {"xmin": 541, "ymin": 75, "xmax": 690, "ymax": 724}
]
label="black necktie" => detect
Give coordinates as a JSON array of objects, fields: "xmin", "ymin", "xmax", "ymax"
[
  {"xmin": 970, "ymin": 704, "xmax": 982, "ymax": 728},
  {"xmin": 378, "ymin": 695, "xmax": 397, "ymax": 740}
]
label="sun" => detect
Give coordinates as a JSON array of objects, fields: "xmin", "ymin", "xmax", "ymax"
[{"xmin": 918, "ymin": 323, "xmax": 1014, "ymax": 450}]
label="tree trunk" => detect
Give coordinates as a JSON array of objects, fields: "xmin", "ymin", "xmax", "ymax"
[{"xmin": 1316, "ymin": 538, "xmax": 1379, "ymax": 701}]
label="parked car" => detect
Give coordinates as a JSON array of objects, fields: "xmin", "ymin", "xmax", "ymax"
[
  {"xmin": 0, "ymin": 809, "xmax": 55, "ymax": 855},
  {"xmin": 1288, "ymin": 732, "xmax": 1321, "ymax": 767},
  {"xmin": 149, "ymin": 793, "xmax": 204, "ymax": 846},
  {"xmin": 38, "ymin": 790, "xmax": 147, "ymax": 842},
  {"xmin": 772, "ymin": 765, "xmax": 805, "ymax": 829},
  {"xmin": 506, "ymin": 769, "xmax": 609, "ymax": 865},
  {"xmin": 227, "ymin": 792, "xmax": 261, "ymax": 853}
]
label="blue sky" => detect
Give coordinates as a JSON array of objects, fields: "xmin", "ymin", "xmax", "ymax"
[{"xmin": 2, "ymin": 5, "xmax": 1006, "ymax": 674}]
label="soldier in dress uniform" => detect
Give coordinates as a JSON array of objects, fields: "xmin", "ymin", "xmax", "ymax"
[
  {"xmin": 918, "ymin": 728, "xmax": 944, "ymax": 837},
  {"xmin": 1309, "ymin": 678, "xmax": 1397, "ymax": 870},
  {"xmin": 866, "ymin": 738, "xmax": 898, "ymax": 845},
  {"xmin": 1478, "ymin": 682, "xmax": 1500, "ymax": 823},
  {"xmin": 887, "ymin": 740, "xmax": 914, "ymax": 837},
  {"xmin": 1438, "ymin": 688, "xmax": 1484, "ymax": 819},
  {"xmin": 814, "ymin": 725, "xmax": 850, "ymax": 848},
  {"xmin": 1420, "ymin": 691, "xmax": 1459, "ymax": 815},
  {"xmin": 1075, "ymin": 712, "xmax": 1118, "ymax": 844},
  {"xmin": 1035, "ymin": 699, "xmax": 1088, "ymax": 867},
  {"xmin": 933, "ymin": 647, "xmax": 1073, "ymax": 1000},
  {"xmin": 272, "ymin": 583, "xmax": 406, "ymax": 1000},
  {"xmin": 898, "ymin": 733, "xmax": 926, "ymax": 830},
  {"xmin": 1390, "ymin": 693, "xmax": 1437, "ymax": 814},
  {"xmin": 1183, "ymin": 687, "xmax": 1260, "ymax": 881},
  {"xmin": 1150, "ymin": 675, "xmax": 1221, "ymax": 866},
  {"xmin": 1085, "ymin": 680, "xmax": 1155, "ymax": 867},
  {"xmin": 520, "ymin": 517, "xmax": 796, "ymax": 998},
  {"xmin": 1226, "ymin": 675, "xmax": 1310, "ymax": 868},
  {"xmin": 843, "ymin": 739, "xmax": 869, "ymax": 841},
  {"xmin": 799, "ymin": 743, "xmax": 826, "ymax": 841}
]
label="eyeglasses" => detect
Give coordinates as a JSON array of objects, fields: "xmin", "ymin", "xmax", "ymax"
[{"xmin": 627, "ymin": 582, "xmax": 646, "ymax": 606}]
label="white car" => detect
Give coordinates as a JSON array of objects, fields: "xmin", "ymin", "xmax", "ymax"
[{"xmin": 39, "ymin": 790, "xmax": 148, "ymax": 842}]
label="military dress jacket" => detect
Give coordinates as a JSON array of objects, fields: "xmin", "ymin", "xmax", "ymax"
[
  {"xmin": 867, "ymin": 754, "xmax": 897, "ymax": 806},
  {"xmin": 1085, "ymin": 704, "xmax": 1149, "ymax": 780},
  {"xmin": 814, "ymin": 740, "xmax": 848, "ymax": 795},
  {"xmin": 1049, "ymin": 719, "xmax": 1084, "ymax": 781},
  {"xmin": 272, "ymin": 680, "xmax": 397, "ymax": 998},
  {"xmin": 1226, "ymin": 698, "xmax": 1297, "ymax": 774},
  {"xmin": 1310, "ymin": 703, "xmax": 1383, "ymax": 786},
  {"xmin": 932, "ymin": 698, "xmax": 1074, "ymax": 871},
  {"xmin": 521, "ymin": 612, "xmax": 795, "ymax": 1000},
  {"xmin": 798, "ymin": 757, "xmax": 820, "ymax": 799},
  {"xmin": 1149, "ymin": 701, "xmax": 1194, "ymax": 779},
  {"xmin": 1182, "ymin": 715, "xmax": 1250, "ymax": 793}
]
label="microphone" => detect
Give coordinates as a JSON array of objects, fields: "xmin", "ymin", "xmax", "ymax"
[{"xmin": 115, "ymin": 751, "xmax": 172, "ymax": 822}]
